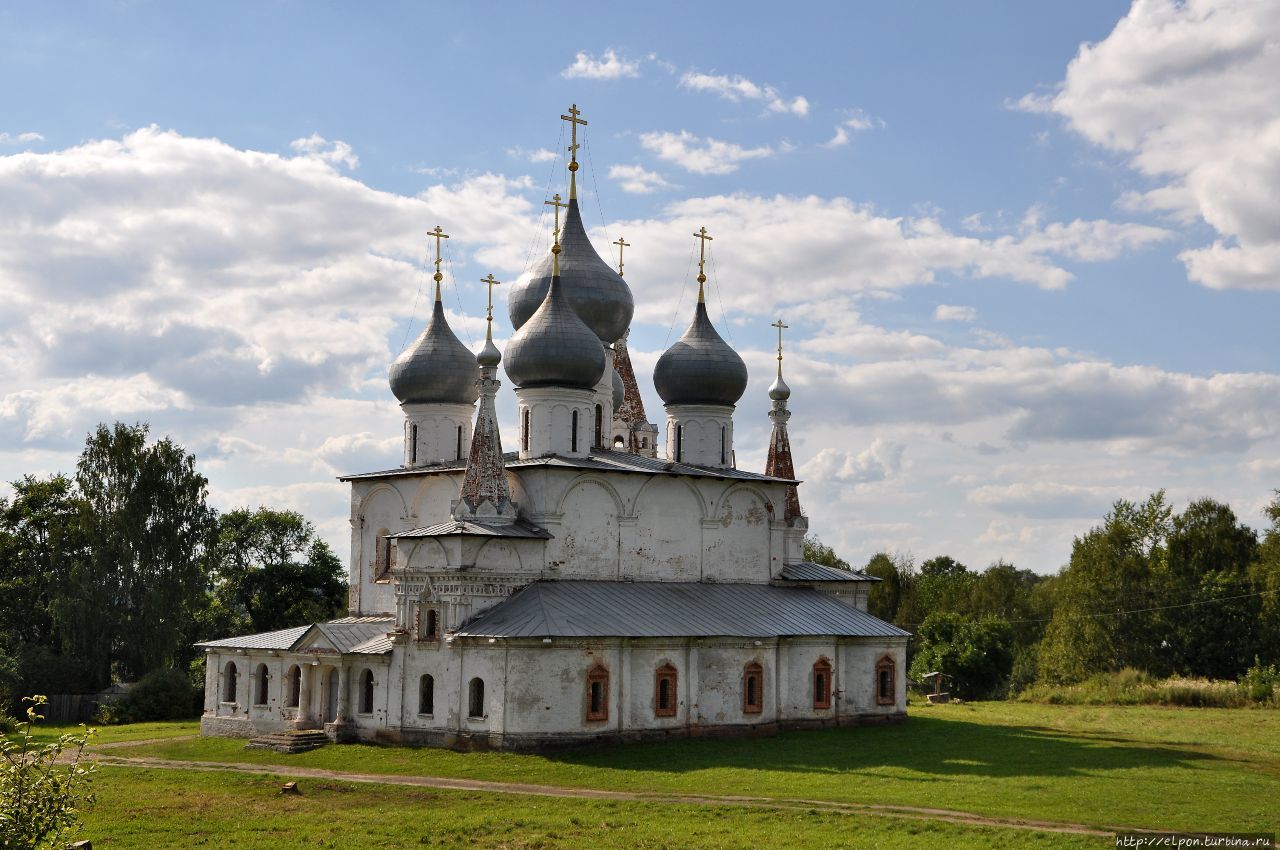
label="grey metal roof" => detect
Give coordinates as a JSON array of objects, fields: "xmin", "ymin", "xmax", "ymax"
[
  {"xmin": 778, "ymin": 562, "xmax": 882, "ymax": 583},
  {"xmin": 654, "ymin": 301, "xmax": 749, "ymax": 407},
  {"xmin": 454, "ymin": 581, "xmax": 910, "ymax": 639},
  {"xmin": 197, "ymin": 624, "xmax": 310, "ymax": 650},
  {"xmin": 388, "ymin": 298, "xmax": 481, "ymax": 405},
  {"xmin": 394, "ymin": 519, "xmax": 552, "ymax": 539},
  {"xmin": 348, "ymin": 635, "xmax": 395, "ymax": 655},
  {"xmin": 340, "ymin": 448, "xmax": 798, "ymax": 485},
  {"xmin": 196, "ymin": 617, "xmax": 394, "ymax": 653}
]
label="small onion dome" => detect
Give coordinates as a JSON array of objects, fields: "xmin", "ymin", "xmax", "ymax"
[
  {"xmin": 388, "ymin": 299, "xmax": 480, "ymax": 405},
  {"xmin": 477, "ymin": 333, "xmax": 502, "ymax": 369},
  {"xmin": 768, "ymin": 372, "xmax": 791, "ymax": 401},
  {"xmin": 504, "ymin": 274, "xmax": 606, "ymax": 390},
  {"xmin": 654, "ymin": 302, "xmax": 748, "ymax": 406},
  {"xmin": 611, "ymin": 368, "xmax": 625, "ymax": 409},
  {"xmin": 508, "ymin": 200, "xmax": 634, "ymax": 344}
]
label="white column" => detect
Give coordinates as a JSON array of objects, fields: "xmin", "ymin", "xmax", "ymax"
[{"xmin": 336, "ymin": 665, "xmax": 350, "ymax": 723}]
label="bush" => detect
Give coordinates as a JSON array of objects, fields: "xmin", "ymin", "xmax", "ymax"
[
  {"xmin": 1017, "ymin": 668, "xmax": 1267, "ymax": 708},
  {"xmin": 1241, "ymin": 659, "xmax": 1279, "ymax": 703},
  {"xmin": 105, "ymin": 668, "xmax": 200, "ymax": 724},
  {"xmin": 0, "ymin": 695, "xmax": 97, "ymax": 849}
]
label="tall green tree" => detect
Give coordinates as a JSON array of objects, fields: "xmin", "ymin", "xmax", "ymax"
[
  {"xmin": 206, "ymin": 507, "xmax": 347, "ymax": 636},
  {"xmin": 908, "ymin": 612, "xmax": 1014, "ymax": 699}
]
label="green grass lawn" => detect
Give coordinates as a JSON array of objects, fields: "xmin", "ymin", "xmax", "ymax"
[
  {"xmin": 24, "ymin": 719, "xmax": 201, "ymax": 746},
  {"xmin": 82, "ymin": 766, "xmax": 1106, "ymax": 849},
  {"xmin": 102, "ymin": 701, "xmax": 1279, "ymax": 833}
]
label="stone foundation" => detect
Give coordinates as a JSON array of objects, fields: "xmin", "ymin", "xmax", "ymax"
[{"xmin": 200, "ymin": 715, "xmax": 256, "ymax": 738}]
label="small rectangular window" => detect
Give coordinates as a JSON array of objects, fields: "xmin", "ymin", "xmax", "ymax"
[
  {"xmin": 654, "ymin": 665, "xmax": 678, "ymax": 718},
  {"xmin": 586, "ymin": 666, "xmax": 609, "ymax": 722},
  {"xmin": 813, "ymin": 659, "xmax": 833, "ymax": 710},
  {"xmin": 743, "ymin": 662, "xmax": 763, "ymax": 714}
]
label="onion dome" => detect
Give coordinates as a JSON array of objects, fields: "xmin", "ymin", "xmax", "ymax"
[
  {"xmin": 654, "ymin": 301, "xmax": 748, "ymax": 407},
  {"xmin": 508, "ymin": 199, "xmax": 634, "ymax": 344},
  {"xmin": 768, "ymin": 373, "xmax": 791, "ymax": 401},
  {"xmin": 504, "ymin": 273, "xmax": 606, "ymax": 390},
  {"xmin": 388, "ymin": 297, "xmax": 479, "ymax": 405},
  {"xmin": 611, "ymin": 368, "xmax": 625, "ymax": 409},
  {"xmin": 478, "ymin": 335, "xmax": 502, "ymax": 369}
]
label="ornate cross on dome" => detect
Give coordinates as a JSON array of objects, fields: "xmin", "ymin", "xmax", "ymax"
[
  {"xmin": 429, "ymin": 225, "xmax": 450, "ymax": 299},
  {"xmin": 693, "ymin": 226, "xmax": 713, "ymax": 300},
  {"xmin": 545, "ymin": 193, "xmax": 567, "ymax": 275},
  {"xmin": 561, "ymin": 104, "xmax": 588, "ymax": 197},
  {"xmin": 481, "ymin": 273, "xmax": 501, "ymax": 335},
  {"xmin": 772, "ymin": 318, "xmax": 789, "ymax": 376},
  {"xmin": 613, "ymin": 236, "xmax": 630, "ymax": 276}
]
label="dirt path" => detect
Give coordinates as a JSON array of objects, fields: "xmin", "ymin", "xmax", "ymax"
[{"xmin": 91, "ymin": 753, "xmax": 1126, "ymax": 838}]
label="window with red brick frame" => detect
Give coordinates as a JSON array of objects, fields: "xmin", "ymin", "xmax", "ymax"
[
  {"xmin": 586, "ymin": 664, "xmax": 609, "ymax": 722},
  {"xmin": 654, "ymin": 664, "xmax": 678, "ymax": 717},
  {"xmin": 813, "ymin": 657, "xmax": 833, "ymax": 709},
  {"xmin": 743, "ymin": 661, "xmax": 764, "ymax": 714},
  {"xmin": 876, "ymin": 655, "xmax": 896, "ymax": 705}
]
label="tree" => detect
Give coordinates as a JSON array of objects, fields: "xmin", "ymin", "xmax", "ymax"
[
  {"xmin": 802, "ymin": 535, "xmax": 851, "ymax": 571},
  {"xmin": 908, "ymin": 613, "xmax": 1014, "ymax": 699},
  {"xmin": 0, "ymin": 696, "xmax": 96, "ymax": 849},
  {"xmin": 75, "ymin": 423, "xmax": 217, "ymax": 683},
  {"xmin": 207, "ymin": 508, "xmax": 347, "ymax": 636},
  {"xmin": 863, "ymin": 552, "xmax": 915, "ymax": 624}
]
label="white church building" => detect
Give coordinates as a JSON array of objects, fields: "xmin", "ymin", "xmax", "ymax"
[{"xmin": 198, "ymin": 107, "xmax": 909, "ymax": 750}]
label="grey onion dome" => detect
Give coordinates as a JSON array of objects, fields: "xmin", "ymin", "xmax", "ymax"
[
  {"xmin": 508, "ymin": 199, "xmax": 634, "ymax": 344},
  {"xmin": 768, "ymin": 372, "xmax": 791, "ymax": 401},
  {"xmin": 654, "ymin": 302, "xmax": 749, "ymax": 406},
  {"xmin": 611, "ymin": 367, "xmax": 625, "ymax": 409},
  {"xmin": 388, "ymin": 299, "xmax": 480, "ymax": 405},
  {"xmin": 477, "ymin": 334, "xmax": 502, "ymax": 369},
  {"xmin": 504, "ymin": 274, "xmax": 606, "ymax": 390}
]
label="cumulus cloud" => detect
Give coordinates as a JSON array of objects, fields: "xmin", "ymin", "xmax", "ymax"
[
  {"xmin": 609, "ymin": 164, "xmax": 673, "ymax": 194},
  {"xmin": 822, "ymin": 110, "xmax": 883, "ymax": 148},
  {"xmin": 934, "ymin": 304, "xmax": 977, "ymax": 322},
  {"xmin": 507, "ymin": 147, "xmax": 558, "ymax": 163},
  {"xmin": 802, "ymin": 438, "xmax": 906, "ymax": 484},
  {"xmin": 0, "ymin": 131, "xmax": 43, "ymax": 145},
  {"xmin": 967, "ymin": 481, "xmax": 1125, "ymax": 519},
  {"xmin": 638, "ymin": 130, "xmax": 777, "ymax": 175},
  {"xmin": 679, "ymin": 71, "xmax": 809, "ymax": 116},
  {"xmin": 561, "ymin": 49, "xmax": 640, "ymax": 80},
  {"xmin": 289, "ymin": 133, "xmax": 359, "ymax": 169},
  {"xmin": 1020, "ymin": 0, "xmax": 1280, "ymax": 290}
]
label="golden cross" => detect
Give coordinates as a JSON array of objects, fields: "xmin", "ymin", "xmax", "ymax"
[
  {"xmin": 613, "ymin": 236, "xmax": 630, "ymax": 276},
  {"xmin": 544, "ymin": 193, "xmax": 567, "ymax": 243},
  {"xmin": 481, "ymin": 274, "xmax": 501, "ymax": 341},
  {"xmin": 771, "ymin": 318, "xmax": 789, "ymax": 376},
  {"xmin": 693, "ymin": 226, "xmax": 713, "ymax": 300},
  {"xmin": 429, "ymin": 225, "xmax": 450, "ymax": 298},
  {"xmin": 560, "ymin": 104, "xmax": 587, "ymax": 164}
]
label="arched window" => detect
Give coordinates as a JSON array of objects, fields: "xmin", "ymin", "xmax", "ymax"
[
  {"xmin": 418, "ymin": 606, "xmax": 439, "ymax": 642},
  {"xmin": 876, "ymin": 655, "xmax": 896, "ymax": 706},
  {"xmin": 456, "ymin": 424, "xmax": 463, "ymax": 460},
  {"xmin": 654, "ymin": 664, "xmax": 678, "ymax": 718},
  {"xmin": 522, "ymin": 408, "xmax": 531, "ymax": 451},
  {"xmin": 571, "ymin": 409, "xmax": 579, "ymax": 452},
  {"xmin": 641, "ymin": 436, "xmax": 648, "ymax": 449},
  {"xmin": 594, "ymin": 404, "xmax": 603, "ymax": 447},
  {"xmin": 675, "ymin": 424, "xmax": 683, "ymax": 462},
  {"xmin": 222, "ymin": 661, "xmax": 238, "ymax": 703},
  {"xmin": 468, "ymin": 677, "xmax": 485, "ymax": 718},
  {"xmin": 813, "ymin": 658, "xmax": 833, "ymax": 710},
  {"xmin": 253, "ymin": 663, "xmax": 269, "ymax": 706},
  {"xmin": 720, "ymin": 425, "xmax": 727, "ymax": 465},
  {"xmin": 285, "ymin": 665, "xmax": 301, "ymax": 708},
  {"xmin": 585, "ymin": 664, "xmax": 609, "ymax": 722},
  {"xmin": 359, "ymin": 668, "xmax": 375, "ymax": 714},
  {"xmin": 409, "ymin": 422, "xmax": 418, "ymax": 464},
  {"xmin": 743, "ymin": 661, "xmax": 763, "ymax": 714},
  {"xmin": 418, "ymin": 674, "xmax": 434, "ymax": 715},
  {"xmin": 613, "ymin": 435, "xmax": 625, "ymax": 449}
]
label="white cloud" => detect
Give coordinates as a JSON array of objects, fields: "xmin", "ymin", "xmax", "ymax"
[
  {"xmin": 561, "ymin": 49, "xmax": 640, "ymax": 80},
  {"xmin": 638, "ymin": 130, "xmax": 776, "ymax": 175},
  {"xmin": 609, "ymin": 164, "xmax": 672, "ymax": 194},
  {"xmin": 822, "ymin": 110, "xmax": 883, "ymax": 148},
  {"xmin": 679, "ymin": 71, "xmax": 809, "ymax": 116},
  {"xmin": 967, "ymin": 481, "xmax": 1125, "ymax": 519},
  {"xmin": 1020, "ymin": 0, "xmax": 1280, "ymax": 290},
  {"xmin": 289, "ymin": 133, "xmax": 359, "ymax": 170},
  {"xmin": 0, "ymin": 131, "xmax": 43, "ymax": 145},
  {"xmin": 802, "ymin": 438, "xmax": 906, "ymax": 484},
  {"xmin": 934, "ymin": 304, "xmax": 977, "ymax": 322},
  {"xmin": 507, "ymin": 147, "xmax": 558, "ymax": 163}
]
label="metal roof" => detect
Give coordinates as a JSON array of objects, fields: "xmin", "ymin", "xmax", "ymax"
[
  {"xmin": 196, "ymin": 617, "xmax": 395, "ymax": 653},
  {"xmin": 454, "ymin": 581, "xmax": 910, "ymax": 640},
  {"xmin": 340, "ymin": 448, "xmax": 798, "ymax": 485},
  {"xmin": 778, "ymin": 562, "xmax": 882, "ymax": 583},
  {"xmin": 394, "ymin": 519, "xmax": 552, "ymax": 540},
  {"xmin": 348, "ymin": 635, "xmax": 395, "ymax": 655}
]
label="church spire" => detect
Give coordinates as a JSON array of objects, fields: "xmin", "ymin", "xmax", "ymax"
[
  {"xmin": 455, "ymin": 274, "xmax": 517, "ymax": 524},
  {"xmin": 561, "ymin": 103, "xmax": 587, "ymax": 200},
  {"xmin": 765, "ymin": 318, "xmax": 803, "ymax": 526}
]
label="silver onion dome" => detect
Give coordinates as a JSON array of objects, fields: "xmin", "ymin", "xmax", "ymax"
[
  {"xmin": 508, "ymin": 199, "xmax": 634, "ymax": 344},
  {"xmin": 768, "ymin": 372, "xmax": 791, "ymax": 401},
  {"xmin": 477, "ymin": 334, "xmax": 502, "ymax": 369},
  {"xmin": 504, "ymin": 274, "xmax": 606, "ymax": 390},
  {"xmin": 389, "ymin": 299, "xmax": 480, "ymax": 405},
  {"xmin": 611, "ymin": 367, "xmax": 625, "ymax": 409},
  {"xmin": 654, "ymin": 301, "xmax": 748, "ymax": 407}
]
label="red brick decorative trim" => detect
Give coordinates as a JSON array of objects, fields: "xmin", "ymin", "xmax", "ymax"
[
  {"xmin": 654, "ymin": 664, "xmax": 678, "ymax": 717},
  {"xmin": 813, "ymin": 657, "xmax": 833, "ymax": 710},
  {"xmin": 586, "ymin": 664, "xmax": 610, "ymax": 722},
  {"xmin": 875, "ymin": 654, "xmax": 896, "ymax": 706},
  {"xmin": 743, "ymin": 661, "xmax": 764, "ymax": 714}
]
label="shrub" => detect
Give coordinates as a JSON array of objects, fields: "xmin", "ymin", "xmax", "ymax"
[
  {"xmin": 0, "ymin": 695, "xmax": 97, "ymax": 849},
  {"xmin": 107, "ymin": 668, "xmax": 200, "ymax": 724},
  {"xmin": 1241, "ymin": 659, "xmax": 1279, "ymax": 703}
]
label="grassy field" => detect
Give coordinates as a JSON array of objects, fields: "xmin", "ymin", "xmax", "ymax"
[
  {"xmin": 82, "ymin": 766, "xmax": 1106, "ymax": 849},
  {"xmin": 100, "ymin": 701, "xmax": 1279, "ymax": 834},
  {"xmin": 27, "ymin": 719, "xmax": 200, "ymax": 746}
]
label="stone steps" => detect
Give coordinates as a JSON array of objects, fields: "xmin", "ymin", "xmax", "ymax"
[{"xmin": 246, "ymin": 729, "xmax": 330, "ymax": 754}]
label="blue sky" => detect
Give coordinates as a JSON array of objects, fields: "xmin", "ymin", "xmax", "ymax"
[{"xmin": 3, "ymin": 0, "xmax": 1279, "ymax": 572}]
